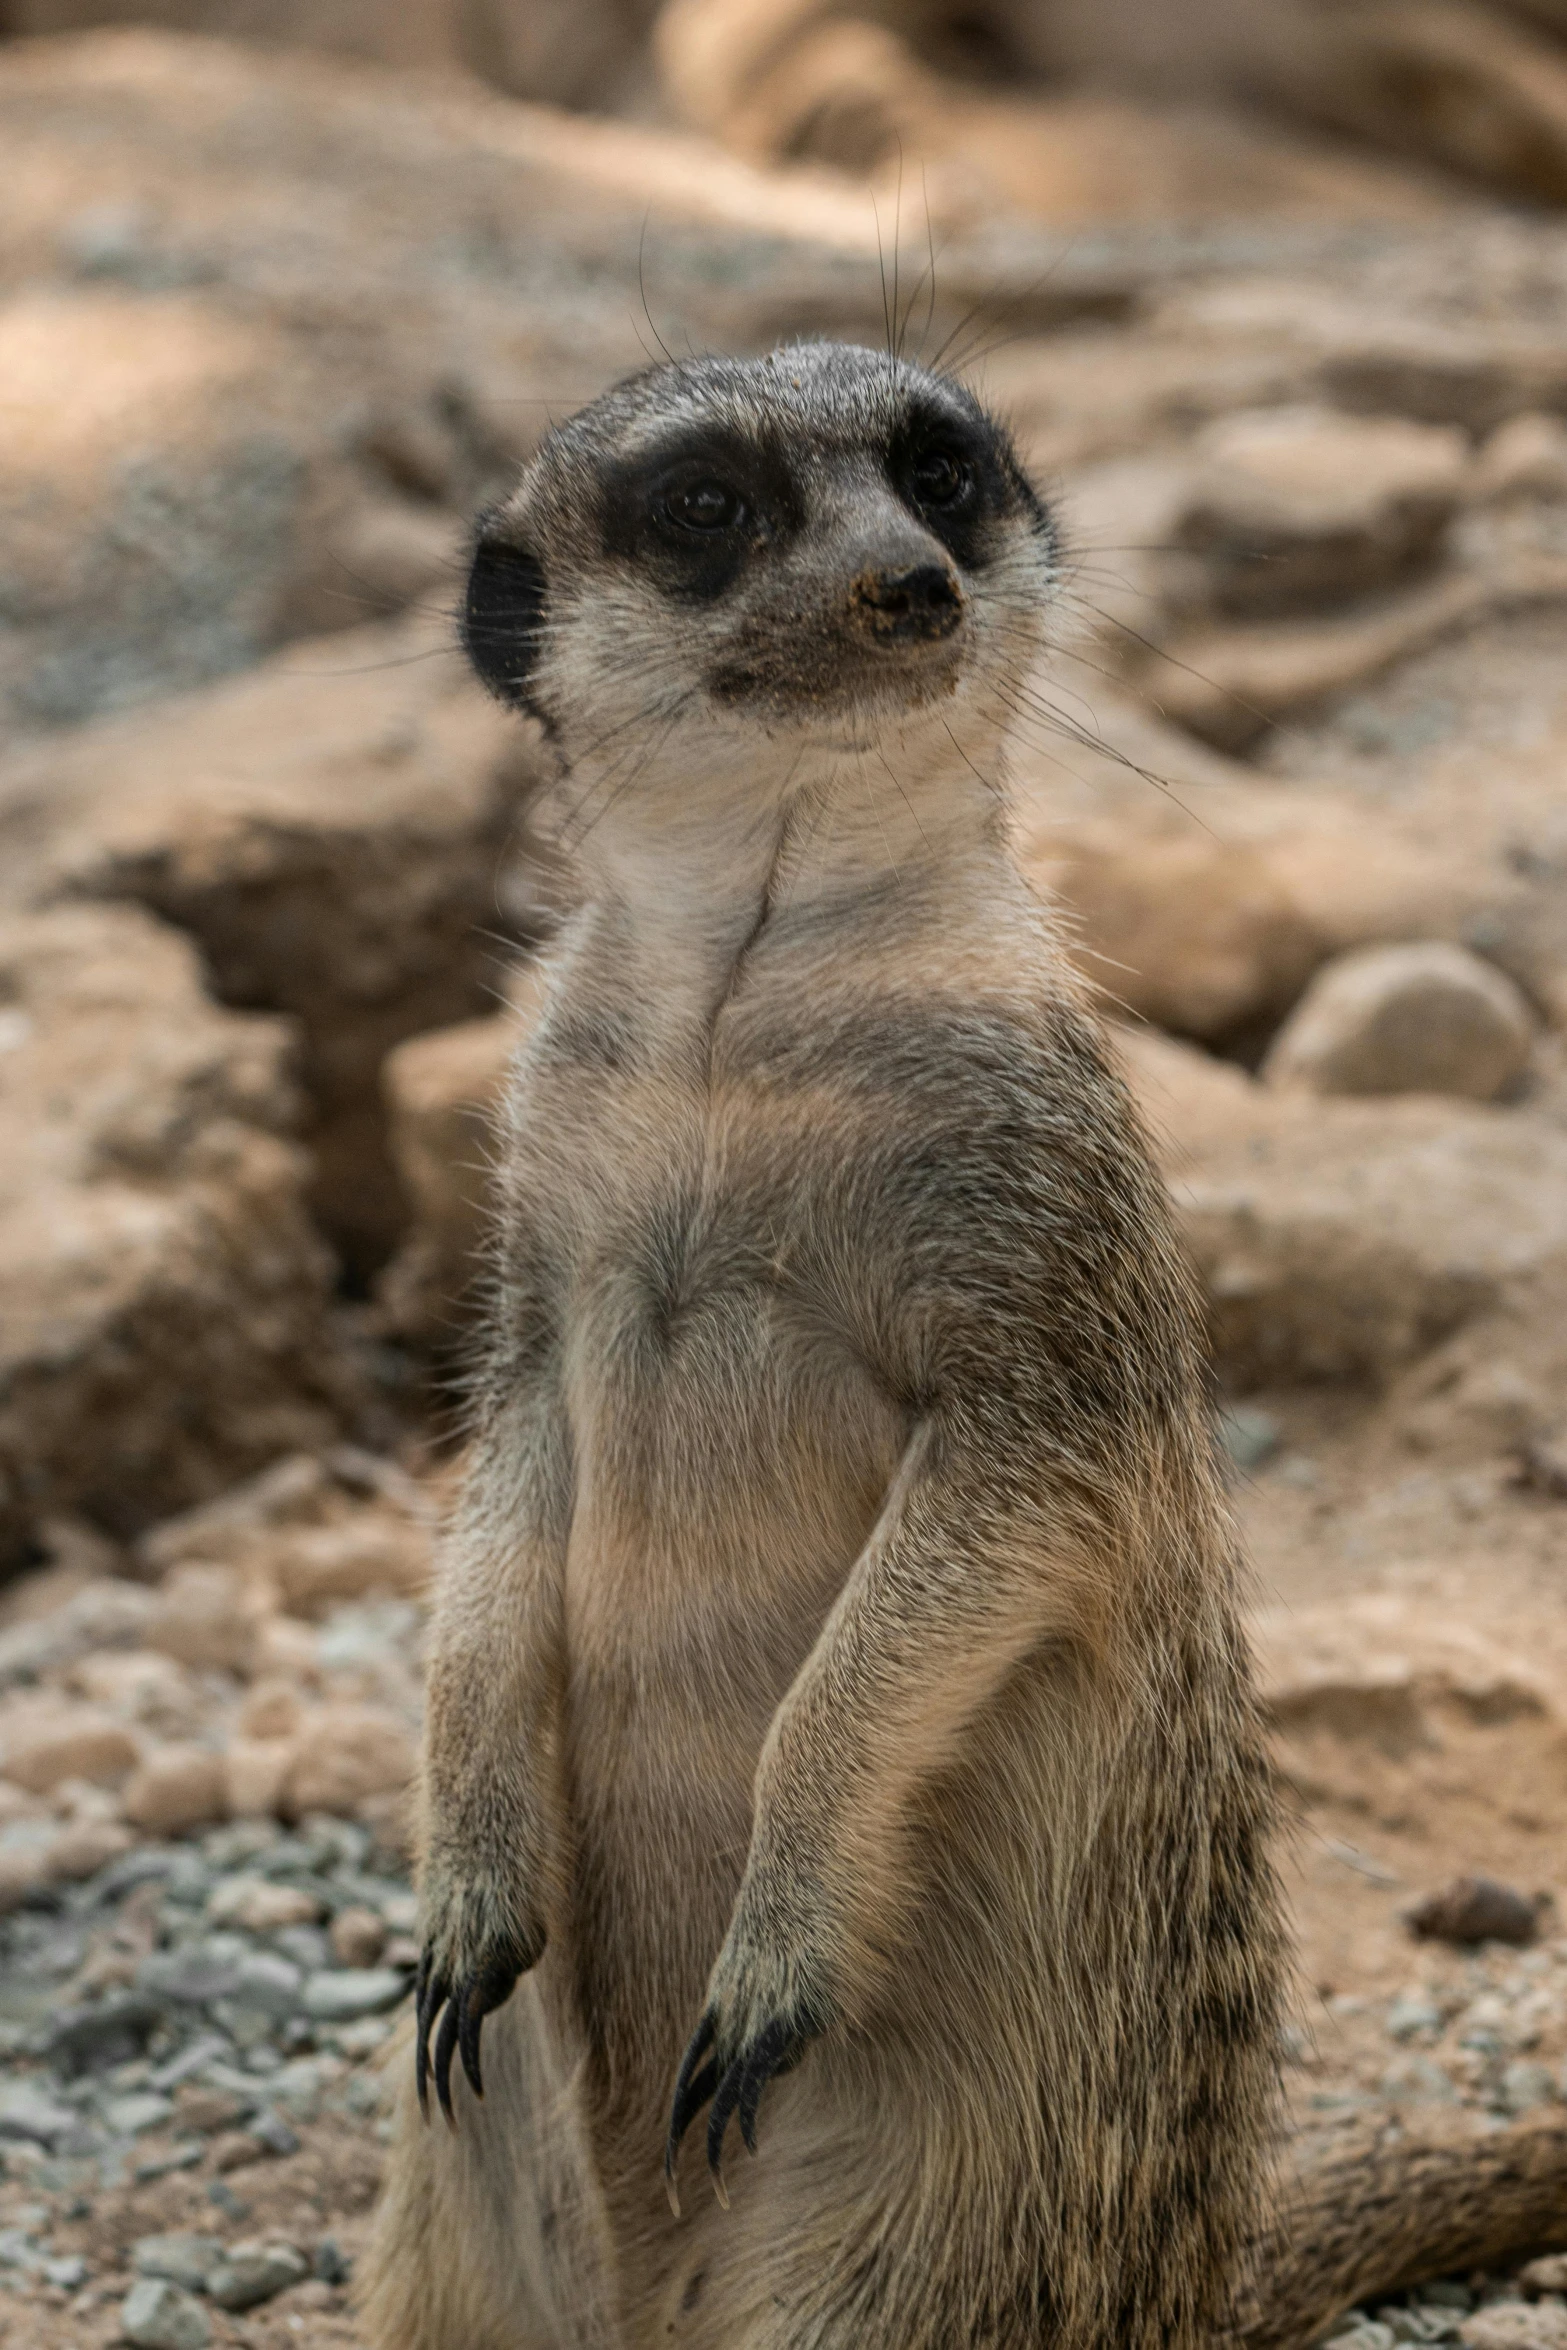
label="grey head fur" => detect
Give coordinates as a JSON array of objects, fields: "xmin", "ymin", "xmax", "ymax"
[{"xmin": 461, "ymin": 343, "xmax": 1057, "ymax": 819}]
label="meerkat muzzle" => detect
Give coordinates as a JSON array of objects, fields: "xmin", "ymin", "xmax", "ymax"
[{"xmin": 848, "ymin": 560, "xmax": 965, "ymax": 643}]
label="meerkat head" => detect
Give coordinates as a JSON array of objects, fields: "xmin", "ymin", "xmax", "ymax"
[{"xmin": 462, "ymin": 343, "xmax": 1056, "ymax": 845}]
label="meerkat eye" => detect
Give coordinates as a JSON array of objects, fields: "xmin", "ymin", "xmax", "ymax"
[
  {"xmin": 665, "ymin": 479, "xmax": 745, "ymax": 533},
  {"xmin": 908, "ymin": 449, "xmax": 971, "ymax": 509}
]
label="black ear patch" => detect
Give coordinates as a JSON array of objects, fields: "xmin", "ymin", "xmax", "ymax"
[{"xmin": 462, "ymin": 523, "xmax": 548, "ymax": 716}]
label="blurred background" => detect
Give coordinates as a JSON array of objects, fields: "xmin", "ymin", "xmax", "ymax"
[{"xmin": 2, "ymin": 7, "xmax": 1567, "ymax": 2344}]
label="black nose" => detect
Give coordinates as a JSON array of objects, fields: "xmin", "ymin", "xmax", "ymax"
[{"xmin": 850, "ymin": 561, "xmax": 965, "ymax": 643}]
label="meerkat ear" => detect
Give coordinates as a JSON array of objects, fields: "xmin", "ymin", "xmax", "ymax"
[{"xmin": 462, "ymin": 522, "xmax": 547, "ymax": 714}]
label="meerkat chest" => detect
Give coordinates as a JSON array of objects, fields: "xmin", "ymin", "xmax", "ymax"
[{"xmin": 507, "ymin": 944, "xmax": 908, "ymax": 1634}]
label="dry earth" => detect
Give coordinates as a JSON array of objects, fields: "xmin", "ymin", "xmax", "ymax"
[{"xmin": 2, "ymin": 23, "xmax": 1567, "ymax": 2350}]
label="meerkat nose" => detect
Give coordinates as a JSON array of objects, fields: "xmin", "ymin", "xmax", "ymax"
[{"xmin": 849, "ymin": 560, "xmax": 965, "ymax": 644}]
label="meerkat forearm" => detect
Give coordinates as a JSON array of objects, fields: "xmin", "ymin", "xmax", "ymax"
[
  {"xmin": 416, "ymin": 1388, "xmax": 572, "ymax": 2120},
  {"xmin": 744, "ymin": 1414, "xmax": 1111, "ymax": 1965}
]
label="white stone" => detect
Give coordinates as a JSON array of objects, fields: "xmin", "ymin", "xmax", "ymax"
[{"xmin": 1262, "ymin": 942, "xmax": 1534, "ymax": 1101}]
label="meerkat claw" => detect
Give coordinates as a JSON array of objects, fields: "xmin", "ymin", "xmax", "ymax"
[
  {"xmin": 665, "ymin": 2010, "xmax": 717, "ymax": 2185},
  {"xmin": 414, "ymin": 1952, "xmax": 447, "ymax": 2122}
]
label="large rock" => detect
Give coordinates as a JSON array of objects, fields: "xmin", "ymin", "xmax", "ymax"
[
  {"xmin": 8, "ymin": 0, "xmax": 644, "ymax": 110},
  {"xmin": 17, "ymin": 623, "xmax": 548, "ymax": 1273},
  {"xmin": 0, "ymin": 903, "xmax": 344, "ymax": 1572},
  {"xmin": 1119, "ymin": 1027, "xmax": 1567, "ymax": 1386},
  {"xmin": 1017, "ymin": 813, "xmax": 1323, "ymax": 1048},
  {"xmin": 1173, "ymin": 405, "xmax": 1469, "ymax": 615},
  {"xmin": 377, "ymin": 989, "xmax": 539, "ymax": 1339},
  {"xmin": 1289, "ymin": 1, "xmax": 1567, "ymax": 208},
  {"xmin": 1262, "ymin": 941, "xmax": 1535, "ymax": 1099}
]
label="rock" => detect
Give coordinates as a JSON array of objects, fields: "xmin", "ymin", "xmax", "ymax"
[
  {"xmin": 103, "ymin": 2089, "xmax": 176, "ymax": 2138},
  {"xmin": 1118, "ymin": 1030, "xmax": 1567, "ymax": 1386},
  {"xmin": 1176, "ymin": 406, "xmax": 1469, "ymax": 615},
  {"xmin": 45, "ymin": 1991, "xmax": 164, "ymax": 2077},
  {"xmin": 0, "ymin": 1577, "xmax": 157, "ymax": 1693},
  {"xmin": 137, "ymin": 1936, "xmax": 248, "ymax": 2007},
  {"xmin": 301, "ymin": 1966, "xmax": 407, "ymax": 2021},
  {"xmin": 0, "ymin": 282, "xmax": 349, "ymax": 736},
  {"xmin": 1406, "ymin": 1875, "xmax": 1544, "ymax": 1947},
  {"xmin": 205, "ymin": 2239, "xmax": 311, "ymax": 2312},
  {"xmin": 281, "ymin": 1705, "xmax": 414, "ymax": 1820},
  {"xmin": 132, "ymin": 2236, "xmax": 223, "ymax": 2295},
  {"xmin": 223, "ymin": 1741, "xmax": 296, "ymax": 1821},
  {"xmin": 48, "ymin": 1817, "xmax": 136, "ymax": 1880},
  {"xmin": 122, "ymin": 1746, "xmax": 227, "ymax": 1838},
  {"xmin": 1017, "ymin": 818, "xmax": 1323, "ymax": 1048},
  {"xmin": 43, "ymin": 625, "xmax": 545, "ymax": 1275},
  {"xmin": 268, "ymin": 1516, "xmax": 432, "ymax": 1618},
  {"xmin": 1515, "ymin": 1430, "xmax": 1567, "ymax": 1499},
  {"xmin": 1520, "ymin": 2260, "xmax": 1567, "ymax": 2296},
  {"xmin": 144, "ymin": 1565, "xmax": 273, "ymax": 1680},
  {"xmin": 140, "ymin": 1456, "xmax": 432, "ymax": 1619},
  {"xmin": 207, "ymin": 1877, "xmax": 322, "ymax": 1933},
  {"xmin": 0, "ymin": 903, "xmax": 345, "ymax": 1572},
  {"xmin": 1385, "ymin": 1995, "xmax": 1443, "ymax": 2041},
  {"xmin": 70, "ymin": 1650, "xmax": 201, "ymax": 1735},
  {"xmin": 1262, "ymin": 943, "xmax": 1534, "ymax": 1101},
  {"xmin": 377, "ymin": 1006, "xmax": 528, "ymax": 1339},
  {"xmin": 1288, "ymin": 3, "xmax": 1567, "ymax": 209},
  {"xmin": 0, "ymin": 1699, "xmax": 139, "ymax": 1794},
  {"xmin": 1217, "ymin": 1406, "xmax": 1280, "ymax": 1470},
  {"xmin": 120, "ymin": 2276, "xmax": 212, "ymax": 2350},
  {"xmin": 10, "ymin": 0, "xmax": 642, "ymax": 111},
  {"xmin": 1462, "ymin": 2307, "xmax": 1567, "ymax": 2350},
  {"xmin": 226, "ymin": 1950, "xmax": 304, "ymax": 2018},
  {"xmin": 235, "ymin": 1680, "xmax": 307, "ymax": 1744},
  {"xmin": 1498, "ymin": 2058, "xmax": 1558, "ymax": 2113},
  {"xmin": 329, "ymin": 1905, "xmax": 387, "ymax": 1968},
  {"xmin": 0, "ymin": 2080, "xmax": 79, "ymax": 2146},
  {"xmin": 1474, "ymin": 413, "xmax": 1567, "ymax": 503},
  {"xmin": 1116, "ymin": 555, "xmax": 1567, "ymax": 755}
]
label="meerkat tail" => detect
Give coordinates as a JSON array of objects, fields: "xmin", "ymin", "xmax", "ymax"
[{"xmin": 1242, "ymin": 2111, "xmax": 1567, "ymax": 2350}]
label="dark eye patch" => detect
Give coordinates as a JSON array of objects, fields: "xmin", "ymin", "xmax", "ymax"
[
  {"xmin": 463, "ymin": 523, "xmax": 548, "ymax": 716},
  {"xmin": 889, "ymin": 401, "xmax": 1020, "ymax": 567},
  {"xmin": 601, "ymin": 426, "xmax": 799, "ymax": 602}
]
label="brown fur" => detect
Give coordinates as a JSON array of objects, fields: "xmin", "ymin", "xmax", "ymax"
[{"xmin": 361, "ymin": 343, "xmax": 1288, "ymax": 2350}]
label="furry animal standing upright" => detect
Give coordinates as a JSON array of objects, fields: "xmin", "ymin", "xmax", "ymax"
[{"xmin": 360, "ymin": 341, "xmax": 1288, "ymax": 2350}]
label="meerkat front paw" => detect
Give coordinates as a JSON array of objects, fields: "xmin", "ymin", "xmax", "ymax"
[
  {"xmin": 664, "ymin": 1880, "xmax": 835, "ymax": 2206},
  {"xmin": 415, "ymin": 1864, "xmax": 545, "ymax": 2126}
]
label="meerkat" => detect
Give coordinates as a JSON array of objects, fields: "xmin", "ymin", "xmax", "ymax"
[{"xmin": 360, "ymin": 340, "xmax": 1290, "ymax": 2350}]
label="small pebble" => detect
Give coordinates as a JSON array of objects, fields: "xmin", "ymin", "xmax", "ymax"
[
  {"xmin": 1405, "ymin": 1877, "xmax": 1542, "ymax": 1948},
  {"xmin": 132, "ymin": 2234, "xmax": 223, "ymax": 2294},
  {"xmin": 206, "ymin": 2237, "xmax": 310, "ymax": 2311},
  {"xmin": 329, "ymin": 1905, "xmax": 387, "ymax": 1968},
  {"xmin": 103, "ymin": 2090, "xmax": 176, "ymax": 2138},
  {"xmin": 302, "ymin": 1965, "xmax": 407, "ymax": 2021},
  {"xmin": 1386, "ymin": 1997, "xmax": 1443, "ymax": 2042},
  {"xmin": 120, "ymin": 2276, "xmax": 212, "ymax": 2350}
]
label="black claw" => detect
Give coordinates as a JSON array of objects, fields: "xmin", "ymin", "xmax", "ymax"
[
  {"xmin": 415, "ymin": 1956, "xmax": 447, "ymax": 2123},
  {"xmin": 414, "ymin": 1943, "xmax": 529, "ymax": 2126},
  {"xmin": 665, "ymin": 2010, "xmax": 717, "ymax": 2177},
  {"xmin": 433, "ymin": 2000, "xmax": 461, "ymax": 2128},
  {"xmin": 458, "ymin": 1993, "xmax": 486, "ymax": 2101},
  {"xmin": 705, "ymin": 2058, "xmax": 745, "ymax": 2182},
  {"xmin": 737, "ymin": 2018, "xmax": 792, "ymax": 2153},
  {"xmin": 666, "ymin": 2009, "xmax": 807, "ymax": 2201}
]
